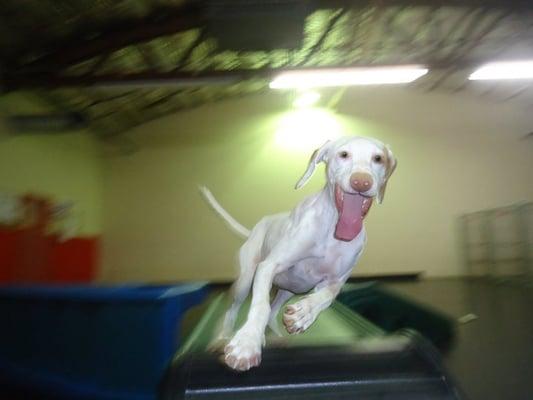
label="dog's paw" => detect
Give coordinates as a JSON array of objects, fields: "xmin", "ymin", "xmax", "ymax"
[
  {"xmin": 223, "ymin": 331, "xmax": 262, "ymax": 371},
  {"xmin": 283, "ymin": 300, "xmax": 316, "ymax": 334}
]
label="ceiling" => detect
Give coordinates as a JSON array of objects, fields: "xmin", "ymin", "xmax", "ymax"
[{"xmin": 1, "ymin": 0, "xmax": 533, "ymax": 137}]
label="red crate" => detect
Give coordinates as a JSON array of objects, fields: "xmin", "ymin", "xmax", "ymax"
[
  {"xmin": 0, "ymin": 228, "xmax": 98, "ymax": 284},
  {"xmin": 49, "ymin": 237, "xmax": 99, "ymax": 282},
  {"xmin": 0, "ymin": 229, "xmax": 18, "ymax": 283}
]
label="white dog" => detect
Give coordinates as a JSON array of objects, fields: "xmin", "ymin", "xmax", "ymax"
[{"xmin": 200, "ymin": 136, "xmax": 396, "ymax": 371}]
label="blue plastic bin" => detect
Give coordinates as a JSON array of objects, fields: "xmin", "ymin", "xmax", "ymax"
[{"xmin": 0, "ymin": 283, "xmax": 208, "ymax": 400}]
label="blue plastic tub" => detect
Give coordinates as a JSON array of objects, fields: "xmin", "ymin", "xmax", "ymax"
[{"xmin": 0, "ymin": 283, "xmax": 208, "ymax": 400}]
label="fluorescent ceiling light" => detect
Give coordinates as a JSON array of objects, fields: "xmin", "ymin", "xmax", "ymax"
[
  {"xmin": 293, "ymin": 91, "xmax": 321, "ymax": 108},
  {"xmin": 270, "ymin": 65, "xmax": 428, "ymax": 89},
  {"xmin": 469, "ymin": 61, "xmax": 533, "ymax": 80}
]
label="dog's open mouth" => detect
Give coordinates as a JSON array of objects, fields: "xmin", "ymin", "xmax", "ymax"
[{"xmin": 334, "ymin": 184, "xmax": 373, "ymax": 241}]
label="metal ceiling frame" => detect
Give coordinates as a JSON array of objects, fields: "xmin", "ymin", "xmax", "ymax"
[
  {"xmin": 1, "ymin": 0, "xmax": 533, "ymax": 136},
  {"xmin": 4, "ymin": 60, "xmax": 493, "ymax": 91},
  {"xmin": 6, "ymin": 1, "xmax": 532, "ymax": 73},
  {"xmin": 12, "ymin": 3, "xmax": 205, "ymax": 72}
]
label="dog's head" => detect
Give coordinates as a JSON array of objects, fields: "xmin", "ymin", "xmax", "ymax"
[{"xmin": 295, "ymin": 136, "xmax": 397, "ymax": 241}]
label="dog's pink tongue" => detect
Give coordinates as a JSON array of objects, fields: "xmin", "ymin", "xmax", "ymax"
[{"xmin": 335, "ymin": 192, "xmax": 364, "ymax": 241}]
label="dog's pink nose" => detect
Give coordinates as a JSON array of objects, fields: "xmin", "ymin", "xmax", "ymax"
[{"xmin": 350, "ymin": 172, "xmax": 373, "ymax": 193}]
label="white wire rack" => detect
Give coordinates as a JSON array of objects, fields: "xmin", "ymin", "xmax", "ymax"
[{"xmin": 459, "ymin": 202, "xmax": 532, "ymax": 286}]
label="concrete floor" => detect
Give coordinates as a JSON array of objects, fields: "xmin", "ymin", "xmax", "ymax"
[{"xmin": 386, "ymin": 278, "xmax": 533, "ymax": 400}]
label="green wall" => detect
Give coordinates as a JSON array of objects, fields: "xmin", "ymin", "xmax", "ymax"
[
  {"xmin": 0, "ymin": 93, "xmax": 103, "ymax": 236},
  {"xmin": 101, "ymin": 88, "xmax": 533, "ymax": 282}
]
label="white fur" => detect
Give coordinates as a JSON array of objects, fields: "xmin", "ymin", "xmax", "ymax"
[{"xmin": 201, "ymin": 136, "xmax": 396, "ymax": 371}]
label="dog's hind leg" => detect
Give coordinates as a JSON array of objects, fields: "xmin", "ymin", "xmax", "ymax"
[{"xmin": 268, "ymin": 289, "xmax": 293, "ymax": 337}]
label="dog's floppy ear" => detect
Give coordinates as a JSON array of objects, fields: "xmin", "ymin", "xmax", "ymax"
[
  {"xmin": 377, "ymin": 145, "xmax": 397, "ymax": 204},
  {"xmin": 295, "ymin": 141, "xmax": 331, "ymax": 190}
]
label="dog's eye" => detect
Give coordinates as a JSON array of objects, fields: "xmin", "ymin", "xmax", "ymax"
[
  {"xmin": 339, "ymin": 151, "xmax": 350, "ymax": 159},
  {"xmin": 373, "ymin": 154, "xmax": 383, "ymax": 163}
]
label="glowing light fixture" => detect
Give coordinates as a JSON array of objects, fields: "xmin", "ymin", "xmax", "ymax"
[
  {"xmin": 469, "ymin": 60, "xmax": 533, "ymax": 80},
  {"xmin": 269, "ymin": 65, "xmax": 428, "ymax": 89},
  {"xmin": 293, "ymin": 91, "xmax": 321, "ymax": 108}
]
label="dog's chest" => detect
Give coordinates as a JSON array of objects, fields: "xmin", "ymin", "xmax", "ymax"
[{"xmin": 274, "ymin": 231, "xmax": 365, "ymax": 293}]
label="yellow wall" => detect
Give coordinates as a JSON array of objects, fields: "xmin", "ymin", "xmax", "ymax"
[
  {"xmin": 101, "ymin": 88, "xmax": 533, "ymax": 282},
  {"xmin": 0, "ymin": 93, "xmax": 103, "ymax": 236}
]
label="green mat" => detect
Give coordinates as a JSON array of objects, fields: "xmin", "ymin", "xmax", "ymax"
[{"xmin": 176, "ymin": 292, "xmax": 384, "ymax": 359}]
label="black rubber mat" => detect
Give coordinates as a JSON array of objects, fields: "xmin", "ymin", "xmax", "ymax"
[{"xmin": 160, "ymin": 331, "xmax": 464, "ymax": 400}]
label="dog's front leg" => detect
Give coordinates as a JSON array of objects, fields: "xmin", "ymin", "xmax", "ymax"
[
  {"xmin": 222, "ymin": 211, "xmax": 319, "ymax": 371},
  {"xmin": 223, "ymin": 260, "xmax": 279, "ymax": 371},
  {"xmin": 283, "ymin": 280, "xmax": 345, "ymax": 334},
  {"xmin": 223, "ymin": 234, "xmax": 312, "ymax": 371}
]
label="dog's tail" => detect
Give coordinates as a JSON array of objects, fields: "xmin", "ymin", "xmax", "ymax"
[{"xmin": 198, "ymin": 185, "xmax": 251, "ymax": 239}]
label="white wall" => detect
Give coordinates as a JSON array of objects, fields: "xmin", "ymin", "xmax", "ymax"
[{"xmin": 101, "ymin": 87, "xmax": 533, "ymax": 282}]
